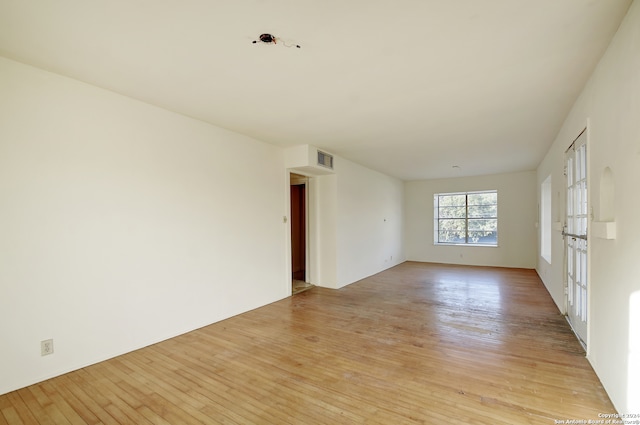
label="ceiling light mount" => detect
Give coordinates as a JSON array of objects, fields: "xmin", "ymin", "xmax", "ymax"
[
  {"xmin": 258, "ymin": 33, "xmax": 275, "ymax": 44},
  {"xmin": 252, "ymin": 33, "xmax": 301, "ymax": 48}
]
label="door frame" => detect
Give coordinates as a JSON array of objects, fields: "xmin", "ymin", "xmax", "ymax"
[
  {"xmin": 287, "ymin": 172, "xmax": 313, "ymax": 292},
  {"xmin": 290, "ymin": 173, "xmax": 309, "ymax": 283}
]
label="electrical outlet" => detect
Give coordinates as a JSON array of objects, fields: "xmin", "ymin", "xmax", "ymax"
[{"xmin": 41, "ymin": 339, "xmax": 54, "ymax": 356}]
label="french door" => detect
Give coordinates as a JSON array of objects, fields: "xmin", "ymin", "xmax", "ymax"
[{"xmin": 564, "ymin": 130, "xmax": 588, "ymax": 347}]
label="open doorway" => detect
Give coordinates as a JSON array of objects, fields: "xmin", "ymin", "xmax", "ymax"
[{"xmin": 290, "ymin": 173, "xmax": 314, "ymax": 294}]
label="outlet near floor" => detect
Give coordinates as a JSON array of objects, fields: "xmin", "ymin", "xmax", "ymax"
[{"xmin": 41, "ymin": 339, "xmax": 54, "ymax": 356}]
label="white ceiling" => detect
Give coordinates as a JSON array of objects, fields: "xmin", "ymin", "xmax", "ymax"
[{"xmin": 0, "ymin": 0, "xmax": 632, "ymax": 180}]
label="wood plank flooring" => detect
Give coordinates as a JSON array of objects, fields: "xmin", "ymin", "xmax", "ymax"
[{"xmin": 0, "ymin": 262, "xmax": 615, "ymax": 424}]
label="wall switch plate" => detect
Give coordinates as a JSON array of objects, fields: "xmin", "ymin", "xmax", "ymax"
[{"xmin": 41, "ymin": 339, "xmax": 54, "ymax": 356}]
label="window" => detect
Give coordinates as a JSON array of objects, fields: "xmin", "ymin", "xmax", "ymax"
[{"xmin": 434, "ymin": 191, "xmax": 498, "ymax": 245}]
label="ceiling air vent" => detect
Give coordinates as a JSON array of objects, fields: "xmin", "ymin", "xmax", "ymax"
[{"xmin": 317, "ymin": 150, "xmax": 334, "ymax": 169}]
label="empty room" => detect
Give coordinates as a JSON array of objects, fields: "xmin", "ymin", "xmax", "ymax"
[{"xmin": 1, "ymin": 0, "xmax": 639, "ymax": 423}]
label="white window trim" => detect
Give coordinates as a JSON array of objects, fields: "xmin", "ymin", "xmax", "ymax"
[{"xmin": 433, "ymin": 190, "xmax": 498, "ymax": 246}]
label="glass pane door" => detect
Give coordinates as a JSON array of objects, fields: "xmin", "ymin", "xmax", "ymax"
[{"xmin": 565, "ymin": 131, "xmax": 588, "ymax": 347}]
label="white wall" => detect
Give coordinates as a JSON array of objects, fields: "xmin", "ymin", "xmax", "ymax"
[
  {"xmin": 536, "ymin": 0, "xmax": 640, "ymax": 414},
  {"xmin": 405, "ymin": 171, "xmax": 537, "ymax": 269},
  {"xmin": 0, "ymin": 57, "xmax": 290, "ymax": 395},
  {"xmin": 307, "ymin": 158, "xmax": 405, "ymax": 289},
  {"xmin": 308, "ymin": 174, "xmax": 338, "ymax": 288},
  {"xmin": 335, "ymin": 158, "xmax": 405, "ymax": 288}
]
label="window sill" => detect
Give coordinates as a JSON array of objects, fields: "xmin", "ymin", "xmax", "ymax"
[{"xmin": 434, "ymin": 243, "xmax": 499, "ymax": 248}]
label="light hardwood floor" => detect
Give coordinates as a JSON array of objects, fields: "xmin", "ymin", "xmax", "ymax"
[{"xmin": 0, "ymin": 262, "xmax": 615, "ymax": 424}]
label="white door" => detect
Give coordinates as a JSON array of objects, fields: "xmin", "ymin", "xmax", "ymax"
[{"xmin": 564, "ymin": 130, "xmax": 588, "ymax": 346}]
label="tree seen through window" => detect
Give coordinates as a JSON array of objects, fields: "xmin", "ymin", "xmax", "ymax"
[{"xmin": 434, "ymin": 191, "xmax": 497, "ymax": 245}]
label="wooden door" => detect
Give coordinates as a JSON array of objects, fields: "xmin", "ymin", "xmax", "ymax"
[{"xmin": 290, "ymin": 184, "xmax": 306, "ymax": 281}]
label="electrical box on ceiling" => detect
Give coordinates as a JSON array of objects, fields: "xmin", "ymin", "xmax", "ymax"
[{"xmin": 285, "ymin": 145, "xmax": 335, "ymax": 176}]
